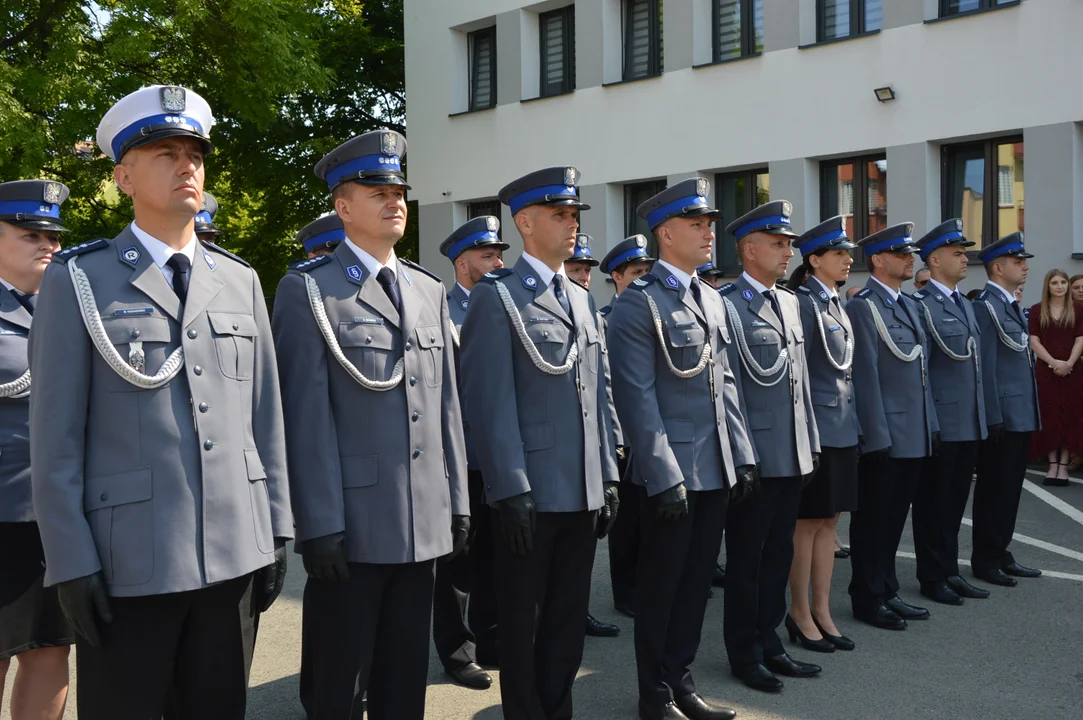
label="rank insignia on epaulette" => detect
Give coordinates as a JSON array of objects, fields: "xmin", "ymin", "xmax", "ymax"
[
  {"xmin": 975, "ymin": 290, "xmax": 988, "ymax": 300},
  {"xmin": 482, "ymin": 268, "xmax": 513, "ymax": 282},
  {"xmin": 913, "ymin": 291, "xmax": 925, "ymax": 299},
  {"xmin": 54, "ymin": 237, "xmax": 109, "ymax": 262},
  {"xmin": 203, "ymin": 250, "xmax": 216, "ymax": 270},
  {"xmin": 293, "ymin": 254, "xmax": 333, "ymax": 272},
  {"xmin": 855, "ymin": 288, "xmax": 871, "ymax": 298},
  {"xmin": 719, "ymin": 283, "xmax": 737, "ymax": 295},
  {"xmin": 796, "ymin": 286, "xmax": 810, "ymax": 295}
]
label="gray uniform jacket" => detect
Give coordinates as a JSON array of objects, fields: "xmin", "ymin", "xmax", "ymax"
[
  {"xmin": 912, "ymin": 287, "xmax": 987, "ymax": 443},
  {"xmin": 607, "ymin": 268, "xmax": 754, "ymax": 497},
  {"xmin": 0, "ymin": 285, "xmax": 33, "ymax": 522},
  {"xmin": 846, "ymin": 279, "xmax": 938, "ymax": 458},
  {"xmin": 272, "ymin": 243, "xmax": 469, "ymax": 565},
  {"xmin": 458, "ymin": 257, "xmax": 618, "ymax": 512},
  {"xmin": 795, "ymin": 285, "xmax": 861, "ymax": 449},
  {"xmin": 448, "ymin": 284, "xmax": 478, "ymax": 471},
  {"xmin": 29, "ymin": 229, "xmax": 291, "ymax": 597},
  {"xmin": 720, "ymin": 276, "xmax": 819, "ymax": 478},
  {"xmin": 597, "ymin": 304, "xmax": 624, "ymax": 451},
  {"xmin": 972, "ymin": 283, "xmax": 1040, "ymax": 433}
]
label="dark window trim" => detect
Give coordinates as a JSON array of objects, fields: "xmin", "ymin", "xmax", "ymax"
[
  {"xmin": 624, "ymin": 179, "xmax": 668, "ymax": 256},
  {"xmin": 712, "ymin": 0, "xmax": 763, "ymax": 63},
  {"xmin": 692, "ymin": 52, "xmax": 762, "ymax": 70},
  {"xmin": 715, "ymin": 167, "xmax": 770, "ymax": 275},
  {"xmin": 940, "ymin": 134, "xmax": 1024, "ymax": 260},
  {"xmin": 521, "ymin": 90, "xmax": 575, "ymax": 104},
  {"xmin": 930, "ymin": 0, "xmax": 1021, "ymax": 24},
  {"xmin": 468, "ymin": 26, "xmax": 497, "ymax": 112},
  {"xmin": 449, "ymin": 107, "xmax": 496, "ymax": 118},
  {"xmin": 816, "ymin": 0, "xmax": 881, "ymax": 43},
  {"xmin": 798, "ymin": 29, "xmax": 880, "ymax": 50},
  {"xmin": 820, "ymin": 152, "xmax": 887, "ymax": 270},
  {"xmin": 602, "ymin": 74, "xmax": 664, "ymax": 89},
  {"xmin": 622, "ymin": 0, "xmax": 663, "ymax": 82},
  {"xmin": 467, "ymin": 199, "xmax": 503, "ymax": 238},
  {"xmin": 539, "ymin": 5, "xmax": 576, "ymax": 99}
]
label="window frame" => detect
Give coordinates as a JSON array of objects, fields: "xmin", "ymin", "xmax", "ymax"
[
  {"xmin": 622, "ymin": 0, "xmax": 663, "ymax": 82},
  {"xmin": 712, "ymin": 0, "xmax": 763, "ymax": 63},
  {"xmin": 940, "ymin": 134, "xmax": 1024, "ymax": 257},
  {"xmin": 468, "ymin": 26, "xmax": 498, "ymax": 112},
  {"xmin": 624, "ymin": 179, "xmax": 668, "ymax": 255},
  {"xmin": 819, "ymin": 152, "xmax": 887, "ymax": 269},
  {"xmin": 467, "ymin": 199, "xmax": 502, "ymax": 240},
  {"xmin": 540, "ymin": 5, "xmax": 576, "ymax": 98},
  {"xmin": 939, "ymin": 0, "xmax": 1014, "ymax": 19},
  {"xmin": 714, "ymin": 168, "xmax": 770, "ymax": 275},
  {"xmin": 816, "ymin": 0, "xmax": 880, "ymax": 42}
]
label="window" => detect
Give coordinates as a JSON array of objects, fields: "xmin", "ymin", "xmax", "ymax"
[
  {"xmin": 940, "ymin": 0, "xmax": 1016, "ymax": 18},
  {"xmin": 714, "ymin": 0, "xmax": 763, "ymax": 62},
  {"xmin": 467, "ymin": 199, "xmax": 502, "ymax": 238},
  {"xmin": 540, "ymin": 6, "xmax": 575, "ymax": 97},
  {"xmin": 715, "ymin": 169, "xmax": 770, "ymax": 274},
  {"xmin": 817, "ymin": 0, "xmax": 881, "ymax": 42},
  {"xmin": 820, "ymin": 154, "xmax": 887, "ymax": 267},
  {"xmin": 625, "ymin": 180, "xmax": 667, "ymax": 254},
  {"xmin": 623, "ymin": 0, "xmax": 662, "ymax": 81},
  {"xmin": 942, "ymin": 137, "xmax": 1023, "ymax": 250},
  {"xmin": 469, "ymin": 27, "xmax": 497, "ymax": 111}
]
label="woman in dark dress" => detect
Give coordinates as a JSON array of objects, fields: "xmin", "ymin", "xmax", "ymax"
[
  {"xmin": 784, "ymin": 216, "xmax": 860, "ymax": 652},
  {"xmin": 1028, "ymin": 269, "xmax": 1083, "ymax": 486}
]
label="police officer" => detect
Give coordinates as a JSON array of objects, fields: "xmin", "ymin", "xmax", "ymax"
[
  {"xmin": 0, "ymin": 181, "xmax": 74, "ymax": 720},
  {"xmin": 599, "ymin": 235, "xmax": 654, "ymax": 619},
  {"xmin": 565, "ymin": 232, "xmax": 599, "ymax": 288},
  {"xmin": 609, "ymin": 178, "xmax": 754, "ymax": 720},
  {"xmin": 846, "ymin": 223, "xmax": 938, "ymax": 631},
  {"xmin": 697, "ymin": 262, "xmax": 726, "ymax": 289},
  {"xmin": 718, "ymin": 200, "xmax": 821, "ymax": 691},
  {"xmin": 432, "ymin": 216, "xmax": 508, "ymax": 688},
  {"xmin": 29, "ymin": 85, "xmax": 291, "ymax": 720},
  {"xmin": 273, "ymin": 129, "xmax": 469, "ymax": 719},
  {"xmin": 971, "ymin": 233, "xmax": 1042, "ymax": 586},
  {"xmin": 296, "ymin": 213, "xmax": 345, "ymax": 259},
  {"xmin": 911, "ymin": 220, "xmax": 991, "ymax": 605},
  {"xmin": 193, "ymin": 191, "xmax": 222, "ymax": 242},
  {"xmin": 459, "ymin": 166, "xmax": 620, "ymax": 720}
]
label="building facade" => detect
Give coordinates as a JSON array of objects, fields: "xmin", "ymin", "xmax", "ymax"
[{"xmin": 405, "ymin": 0, "xmax": 1083, "ymax": 303}]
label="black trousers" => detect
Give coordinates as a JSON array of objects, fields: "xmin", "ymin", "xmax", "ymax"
[
  {"xmin": 76, "ymin": 573, "xmax": 256, "ymax": 720},
  {"xmin": 848, "ymin": 456, "xmax": 923, "ymax": 610},
  {"xmin": 494, "ymin": 509, "xmax": 597, "ymax": 720},
  {"xmin": 608, "ymin": 453, "xmax": 641, "ymax": 608},
  {"xmin": 302, "ymin": 560, "xmax": 435, "ymax": 720},
  {"xmin": 723, "ymin": 475, "xmax": 802, "ymax": 668},
  {"xmin": 433, "ymin": 470, "xmax": 499, "ymax": 669},
  {"xmin": 635, "ymin": 488, "xmax": 727, "ymax": 707},
  {"xmin": 973, "ymin": 431, "xmax": 1031, "ymax": 572},
  {"xmin": 913, "ymin": 441, "xmax": 979, "ymax": 583}
]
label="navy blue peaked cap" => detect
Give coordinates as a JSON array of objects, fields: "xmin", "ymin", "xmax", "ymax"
[
  {"xmin": 440, "ymin": 216, "xmax": 509, "ymax": 261},
  {"xmin": 637, "ymin": 177, "xmax": 720, "ymax": 231},
  {"xmin": 499, "ymin": 166, "xmax": 590, "ymax": 214},
  {"xmin": 0, "ymin": 180, "xmax": 70, "ymax": 232},
  {"xmin": 601, "ymin": 234, "xmax": 653, "ymax": 274}
]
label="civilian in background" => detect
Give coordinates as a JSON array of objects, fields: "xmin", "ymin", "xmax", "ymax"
[
  {"xmin": 1028, "ymin": 269, "xmax": 1083, "ymax": 486},
  {"xmin": 966, "ymin": 289, "xmax": 981, "ymax": 301},
  {"xmin": 1070, "ymin": 274, "xmax": 1083, "ymax": 304},
  {"xmin": 845, "ymin": 286, "xmax": 862, "ymax": 301},
  {"xmin": 913, "ymin": 267, "xmax": 931, "ymax": 291}
]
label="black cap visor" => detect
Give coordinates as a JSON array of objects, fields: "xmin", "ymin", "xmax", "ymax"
[
  {"xmin": 194, "ymin": 223, "xmax": 222, "ymax": 235},
  {"xmin": 884, "ymin": 243, "xmax": 920, "ymax": 255},
  {"xmin": 121, "ymin": 126, "xmax": 214, "ymax": 161},
  {"xmin": 519, "ymin": 195, "xmax": 591, "ymax": 213},
  {"xmin": 568, "ymin": 256, "xmax": 600, "ymax": 267},
  {"xmin": 347, "ymin": 171, "xmax": 411, "ymax": 190},
  {"xmin": 754, "ymin": 224, "xmax": 800, "ymax": 239},
  {"xmin": 2, "ymin": 218, "xmax": 69, "ymax": 233}
]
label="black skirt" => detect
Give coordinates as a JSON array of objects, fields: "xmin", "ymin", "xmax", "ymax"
[
  {"xmin": 0, "ymin": 522, "xmax": 75, "ymax": 660},
  {"xmin": 798, "ymin": 445, "xmax": 859, "ymax": 519}
]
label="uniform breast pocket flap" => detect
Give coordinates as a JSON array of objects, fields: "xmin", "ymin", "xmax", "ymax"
[
  {"xmin": 244, "ymin": 448, "xmax": 267, "ymax": 481},
  {"xmin": 101, "ymin": 315, "xmax": 172, "ymax": 346},
  {"xmin": 521, "ymin": 423, "xmax": 555, "ymax": 452},
  {"xmin": 524, "ymin": 319, "xmax": 567, "ymax": 344},
  {"xmin": 338, "ymin": 320, "xmax": 395, "ymax": 350},
  {"xmin": 83, "ymin": 467, "xmax": 154, "ymax": 586},
  {"xmin": 415, "ymin": 324, "xmax": 445, "ymax": 388},
  {"xmin": 666, "ymin": 324, "xmax": 705, "ymax": 348},
  {"xmin": 748, "ymin": 329, "xmax": 776, "ymax": 347},
  {"xmin": 938, "ymin": 321, "xmax": 965, "ymax": 337},
  {"xmin": 811, "ymin": 391, "xmax": 839, "ymax": 408},
  {"xmin": 208, "ymin": 312, "xmax": 258, "ymax": 381}
]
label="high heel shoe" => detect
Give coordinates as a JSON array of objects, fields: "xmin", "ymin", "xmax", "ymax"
[
  {"xmin": 785, "ymin": 615, "xmax": 834, "ymax": 653},
  {"xmin": 1044, "ymin": 462, "xmax": 1069, "ymax": 487},
  {"xmin": 811, "ymin": 614, "xmax": 855, "ymax": 651}
]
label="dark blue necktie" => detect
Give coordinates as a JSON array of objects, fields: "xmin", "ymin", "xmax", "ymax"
[
  {"xmin": 763, "ymin": 289, "xmax": 784, "ymax": 330},
  {"xmin": 377, "ymin": 267, "xmax": 402, "ymax": 311},
  {"xmin": 165, "ymin": 253, "xmax": 191, "ymax": 303},
  {"xmin": 690, "ymin": 277, "xmax": 705, "ymax": 314},
  {"xmin": 553, "ymin": 275, "xmax": 571, "ymax": 316},
  {"xmin": 12, "ymin": 291, "xmax": 36, "ymax": 315}
]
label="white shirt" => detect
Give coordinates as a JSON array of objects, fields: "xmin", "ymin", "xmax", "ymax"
[
  {"xmin": 456, "ymin": 283, "xmax": 471, "ymax": 298},
  {"xmin": 344, "ymin": 237, "xmax": 398, "ymax": 279},
  {"xmin": 927, "ymin": 277, "xmax": 959, "ymax": 299},
  {"xmin": 657, "ymin": 260, "xmax": 698, "ymax": 292},
  {"xmin": 130, "ymin": 222, "xmax": 197, "ymax": 286},
  {"xmin": 521, "ymin": 252, "xmax": 566, "ymax": 292},
  {"xmin": 740, "ymin": 271, "xmax": 773, "ymax": 296},
  {"xmin": 870, "ymin": 276, "xmax": 901, "ymax": 302},
  {"xmin": 985, "ymin": 280, "xmax": 1016, "ymax": 305},
  {"xmin": 0, "ymin": 277, "xmax": 15, "ymax": 294},
  {"xmin": 810, "ymin": 275, "xmax": 838, "ymax": 299}
]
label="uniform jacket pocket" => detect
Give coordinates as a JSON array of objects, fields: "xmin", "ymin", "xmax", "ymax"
[
  {"xmin": 208, "ymin": 312, "xmax": 257, "ymax": 381},
  {"xmin": 84, "ymin": 467, "xmax": 154, "ymax": 586}
]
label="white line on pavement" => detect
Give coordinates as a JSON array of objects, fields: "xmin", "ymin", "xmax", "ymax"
[
  {"xmin": 1020, "ymin": 477, "xmax": 1083, "ymax": 528},
  {"xmin": 895, "ymin": 551, "xmax": 1083, "ymax": 582},
  {"xmin": 958, "ymin": 517, "xmax": 1083, "ymax": 562}
]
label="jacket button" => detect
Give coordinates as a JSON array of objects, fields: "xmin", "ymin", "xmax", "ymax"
[
  {"xmin": 193, "ymin": 366, "xmax": 203, "ymax": 375},
  {"xmin": 543, "ymin": 331, "xmax": 549, "ymax": 338},
  {"xmin": 187, "ymin": 329, "xmax": 198, "ymax": 339},
  {"xmin": 130, "ymin": 329, "xmax": 141, "ymax": 338},
  {"xmin": 232, "ymin": 323, "xmax": 239, "ymax": 331},
  {"xmin": 429, "ymin": 336, "xmax": 436, "ymax": 343},
  {"xmin": 405, "ymin": 342, "xmax": 413, "ymax": 351},
  {"xmin": 409, "ymin": 376, "xmax": 418, "ymax": 386},
  {"xmin": 412, "ymin": 448, "xmax": 422, "ymax": 459},
  {"xmin": 204, "ymin": 440, "xmax": 214, "ymax": 450},
  {"xmin": 199, "ymin": 402, "xmax": 209, "ymax": 413},
  {"xmin": 412, "ymin": 412, "xmax": 420, "ymax": 422},
  {"xmin": 100, "ymin": 492, "xmax": 108, "ymax": 502},
  {"xmin": 365, "ymin": 336, "xmax": 372, "ymax": 344}
]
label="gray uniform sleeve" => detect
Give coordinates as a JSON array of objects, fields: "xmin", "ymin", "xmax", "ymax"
[
  {"xmin": 271, "ymin": 272, "xmax": 344, "ymax": 542},
  {"xmin": 439, "ymin": 291, "xmax": 470, "ymax": 516},
  {"xmin": 599, "ymin": 313, "xmax": 624, "ymax": 450},
  {"xmin": 800, "ymin": 331, "xmax": 821, "ymax": 455},
  {"xmin": 29, "ymin": 262, "xmax": 100, "ymax": 584},
  {"xmin": 847, "ymin": 298, "xmax": 890, "ymax": 453},
  {"xmin": 724, "ymin": 319, "xmax": 760, "ymax": 466},
  {"xmin": 721, "ymin": 331, "xmax": 756, "ymax": 469},
  {"xmin": 591, "ymin": 298, "xmax": 620, "ymax": 486},
  {"xmin": 973, "ymin": 301, "xmax": 1003, "ymax": 427}
]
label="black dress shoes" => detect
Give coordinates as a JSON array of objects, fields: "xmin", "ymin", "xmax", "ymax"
[
  {"xmin": 445, "ymin": 662, "xmax": 492, "ymax": 690},
  {"xmin": 811, "ymin": 615, "xmax": 855, "ymax": 651},
  {"xmin": 784, "ymin": 615, "xmax": 834, "ymax": 653},
  {"xmin": 885, "ymin": 595, "xmax": 930, "ymax": 620},
  {"xmin": 586, "ymin": 613, "xmax": 620, "ymax": 637},
  {"xmin": 614, "ymin": 600, "xmax": 636, "ymax": 618},
  {"xmin": 946, "ymin": 574, "xmax": 990, "ymax": 598},
  {"xmin": 853, "ymin": 603, "xmax": 907, "ymax": 630},
  {"xmin": 674, "ymin": 693, "xmax": 736, "ymax": 720},
  {"xmin": 834, "ymin": 546, "xmax": 851, "ymax": 559},
  {"xmin": 732, "ymin": 663, "xmax": 783, "ymax": 692},
  {"xmin": 764, "ymin": 653, "xmax": 821, "ymax": 678},
  {"xmin": 920, "ymin": 581, "xmax": 963, "ymax": 606},
  {"xmin": 974, "ymin": 567, "xmax": 1017, "ymax": 587},
  {"xmin": 712, "ymin": 564, "xmax": 727, "ymax": 588},
  {"xmin": 638, "ymin": 700, "xmax": 690, "ymax": 720},
  {"xmin": 1003, "ymin": 561, "xmax": 1042, "ymax": 578}
]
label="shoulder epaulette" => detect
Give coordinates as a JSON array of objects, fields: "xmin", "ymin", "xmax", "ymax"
[
  {"xmin": 400, "ymin": 257, "xmax": 442, "ymax": 284},
  {"xmin": 975, "ymin": 290, "xmax": 988, "ymax": 301},
  {"xmin": 291, "ymin": 254, "xmax": 333, "ymax": 273},
  {"xmin": 911, "ymin": 291, "xmax": 925, "ymax": 300},
  {"xmin": 719, "ymin": 282, "xmax": 738, "ymax": 296},
  {"xmin": 775, "ymin": 284, "xmax": 795, "ymax": 295},
  {"xmin": 796, "ymin": 285, "xmax": 811, "ymax": 295},
  {"xmin": 201, "ymin": 241, "xmax": 250, "ymax": 268},
  {"xmin": 854, "ymin": 288, "xmax": 872, "ymax": 299},
  {"xmin": 479, "ymin": 268, "xmax": 514, "ymax": 284},
  {"xmin": 53, "ymin": 238, "xmax": 109, "ymax": 263},
  {"xmin": 628, "ymin": 274, "xmax": 658, "ymax": 291},
  {"xmin": 598, "ymin": 305, "xmax": 613, "ymax": 317}
]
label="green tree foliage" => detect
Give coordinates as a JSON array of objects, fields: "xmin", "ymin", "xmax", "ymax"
[{"xmin": 0, "ymin": 0, "xmax": 413, "ymax": 296}]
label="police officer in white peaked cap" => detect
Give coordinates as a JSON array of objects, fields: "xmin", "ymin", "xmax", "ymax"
[{"xmin": 29, "ymin": 85, "xmax": 291, "ymax": 720}]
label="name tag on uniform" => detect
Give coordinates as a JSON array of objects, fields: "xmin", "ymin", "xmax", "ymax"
[
  {"xmin": 0, "ymin": 329, "xmax": 24, "ymax": 336},
  {"xmin": 828, "ymin": 325, "xmax": 842, "ymax": 332},
  {"xmin": 941, "ymin": 317, "xmax": 959, "ymax": 323},
  {"xmin": 888, "ymin": 324, "xmax": 902, "ymax": 329},
  {"xmin": 528, "ymin": 317, "xmax": 555, "ymax": 324},
  {"xmin": 751, "ymin": 320, "xmax": 770, "ymax": 328},
  {"xmin": 353, "ymin": 317, "xmax": 384, "ymax": 325},
  {"xmin": 113, "ymin": 307, "xmax": 155, "ymax": 316},
  {"xmin": 675, "ymin": 321, "xmax": 697, "ymax": 329}
]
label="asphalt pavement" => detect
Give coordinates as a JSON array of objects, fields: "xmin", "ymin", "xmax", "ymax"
[{"xmin": 7, "ymin": 469, "xmax": 1082, "ymax": 719}]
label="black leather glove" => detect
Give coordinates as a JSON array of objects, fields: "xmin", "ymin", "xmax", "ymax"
[
  {"xmin": 301, "ymin": 531, "xmax": 350, "ymax": 583},
  {"xmin": 492, "ymin": 492, "xmax": 536, "ymax": 556},
  {"xmin": 255, "ymin": 538, "xmax": 288, "ymax": 612},
  {"xmin": 56, "ymin": 571, "xmax": 112, "ymax": 647},
  {"xmin": 931, "ymin": 431, "xmax": 942, "ymax": 457},
  {"xmin": 987, "ymin": 423, "xmax": 1004, "ymax": 443},
  {"xmin": 445, "ymin": 515, "xmax": 471, "ymax": 561},
  {"xmin": 811, "ymin": 452, "xmax": 821, "ymax": 474},
  {"xmin": 729, "ymin": 464, "xmax": 760, "ymax": 506},
  {"xmin": 597, "ymin": 482, "xmax": 620, "ymax": 539},
  {"xmin": 655, "ymin": 482, "xmax": 688, "ymax": 521}
]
